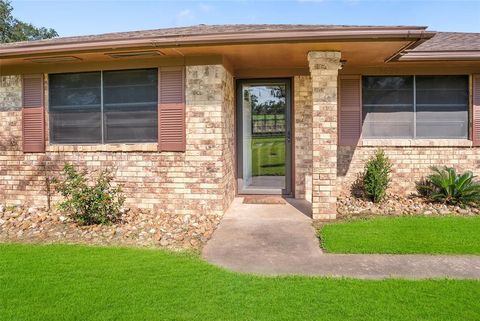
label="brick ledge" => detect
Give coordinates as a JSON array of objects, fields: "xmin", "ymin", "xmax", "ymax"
[
  {"xmin": 46, "ymin": 143, "xmax": 158, "ymax": 152},
  {"xmin": 361, "ymin": 139, "xmax": 473, "ymax": 147}
]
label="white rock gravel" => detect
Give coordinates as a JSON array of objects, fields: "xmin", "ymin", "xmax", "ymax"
[
  {"xmin": 337, "ymin": 195, "xmax": 480, "ymax": 219},
  {"xmin": 0, "ymin": 205, "xmax": 221, "ymax": 250}
]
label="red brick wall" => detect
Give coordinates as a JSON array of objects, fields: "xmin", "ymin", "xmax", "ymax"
[
  {"xmin": 338, "ymin": 144, "xmax": 480, "ymax": 197},
  {"xmin": 0, "ymin": 66, "xmax": 236, "ymax": 215}
]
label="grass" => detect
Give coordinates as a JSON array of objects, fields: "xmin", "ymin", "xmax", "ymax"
[
  {"xmin": 251, "ymin": 136, "xmax": 285, "ymax": 176},
  {"xmin": 1, "ymin": 243, "xmax": 479, "ymax": 321},
  {"xmin": 320, "ymin": 216, "xmax": 480, "ymax": 255}
]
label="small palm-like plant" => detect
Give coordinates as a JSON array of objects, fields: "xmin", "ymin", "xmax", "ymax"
[{"xmin": 418, "ymin": 166, "xmax": 480, "ymax": 206}]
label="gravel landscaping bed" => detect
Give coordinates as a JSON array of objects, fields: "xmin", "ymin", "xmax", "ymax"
[
  {"xmin": 0, "ymin": 205, "xmax": 221, "ymax": 250},
  {"xmin": 337, "ymin": 195, "xmax": 480, "ymax": 219}
]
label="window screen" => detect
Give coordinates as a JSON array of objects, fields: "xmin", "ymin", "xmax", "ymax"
[
  {"xmin": 49, "ymin": 72, "xmax": 102, "ymax": 144},
  {"xmin": 362, "ymin": 75, "xmax": 469, "ymax": 139},
  {"xmin": 415, "ymin": 76, "xmax": 468, "ymax": 138},
  {"xmin": 362, "ymin": 76, "xmax": 414, "ymax": 138},
  {"xmin": 103, "ymin": 69, "xmax": 158, "ymax": 143},
  {"xmin": 49, "ymin": 69, "xmax": 159, "ymax": 144}
]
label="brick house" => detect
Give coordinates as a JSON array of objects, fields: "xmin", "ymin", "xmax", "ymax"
[{"xmin": 1, "ymin": 24, "xmax": 480, "ymax": 219}]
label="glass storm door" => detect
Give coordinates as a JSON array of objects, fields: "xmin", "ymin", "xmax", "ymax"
[{"xmin": 236, "ymin": 79, "xmax": 292, "ymax": 195}]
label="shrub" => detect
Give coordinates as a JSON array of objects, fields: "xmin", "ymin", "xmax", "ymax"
[
  {"xmin": 417, "ymin": 167, "xmax": 480, "ymax": 206},
  {"xmin": 53, "ymin": 163, "xmax": 125, "ymax": 225},
  {"xmin": 415, "ymin": 177, "xmax": 435, "ymax": 198},
  {"xmin": 362, "ymin": 149, "xmax": 392, "ymax": 203}
]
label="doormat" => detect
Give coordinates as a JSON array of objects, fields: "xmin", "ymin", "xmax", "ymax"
[{"xmin": 243, "ymin": 196, "xmax": 286, "ymax": 204}]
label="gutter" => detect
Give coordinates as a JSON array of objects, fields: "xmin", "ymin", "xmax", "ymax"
[
  {"xmin": 0, "ymin": 28, "xmax": 434, "ymax": 59},
  {"xmin": 398, "ymin": 50, "xmax": 480, "ymax": 61},
  {"xmin": 384, "ymin": 34, "xmax": 433, "ymax": 63}
]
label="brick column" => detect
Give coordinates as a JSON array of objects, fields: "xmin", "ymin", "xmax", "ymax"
[{"xmin": 307, "ymin": 51, "xmax": 342, "ymax": 220}]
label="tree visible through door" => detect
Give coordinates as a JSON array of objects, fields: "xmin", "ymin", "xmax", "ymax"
[{"xmin": 237, "ymin": 79, "xmax": 291, "ymax": 195}]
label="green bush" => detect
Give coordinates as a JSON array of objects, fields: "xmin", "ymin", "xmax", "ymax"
[
  {"xmin": 415, "ymin": 177, "xmax": 435, "ymax": 198},
  {"xmin": 362, "ymin": 149, "xmax": 392, "ymax": 203},
  {"xmin": 417, "ymin": 167, "xmax": 480, "ymax": 206},
  {"xmin": 53, "ymin": 163, "xmax": 125, "ymax": 225}
]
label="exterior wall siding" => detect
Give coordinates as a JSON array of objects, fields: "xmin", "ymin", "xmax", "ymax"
[
  {"xmin": 338, "ymin": 145, "xmax": 480, "ymax": 197},
  {"xmin": 0, "ymin": 75, "xmax": 22, "ymax": 111},
  {"xmin": 293, "ymin": 70, "xmax": 480, "ymax": 212},
  {"xmin": 308, "ymin": 51, "xmax": 342, "ymax": 220},
  {"xmin": 294, "ymin": 75, "xmax": 313, "ymax": 201},
  {"xmin": 220, "ymin": 67, "xmax": 236, "ymax": 211},
  {"xmin": 3, "ymin": 62, "xmax": 480, "ymax": 218},
  {"xmin": 0, "ymin": 65, "xmax": 236, "ymax": 215}
]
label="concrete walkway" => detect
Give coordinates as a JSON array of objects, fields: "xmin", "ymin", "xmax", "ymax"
[{"xmin": 202, "ymin": 198, "xmax": 480, "ymax": 279}]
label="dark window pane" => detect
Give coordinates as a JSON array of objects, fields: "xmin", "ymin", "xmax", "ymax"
[
  {"xmin": 362, "ymin": 76, "xmax": 414, "ymax": 138},
  {"xmin": 416, "ymin": 76, "xmax": 468, "ymax": 138},
  {"xmin": 49, "ymin": 72, "xmax": 102, "ymax": 144},
  {"xmin": 103, "ymin": 69, "xmax": 158, "ymax": 143}
]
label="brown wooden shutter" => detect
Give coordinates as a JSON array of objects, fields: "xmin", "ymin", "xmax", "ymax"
[
  {"xmin": 473, "ymin": 75, "xmax": 480, "ymax": 146},
  {"xmin": 22, "ymin": 74, "xmax": 45, "ymax": 153},
  {"xmin": 158, "ymin": 67, "xmax": 186, "ymax": 152},
  {"xmin": 338, "ymin": 75, "xmax": 361, "ymax": 145}
]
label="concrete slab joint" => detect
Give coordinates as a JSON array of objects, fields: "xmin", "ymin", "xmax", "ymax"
[{"xmin": 307, "ymin": 51, "xmax": 342, "ymax": 220}]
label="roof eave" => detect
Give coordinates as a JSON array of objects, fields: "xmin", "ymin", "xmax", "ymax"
[{"xmin": 0, "ymin": 28, "xmax": 433, "ymax": 59}]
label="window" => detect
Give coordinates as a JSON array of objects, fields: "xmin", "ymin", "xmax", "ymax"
[
  {"xmin": 415, "ymin": 76, "xmax": 469, "ymax": 138},
  {"xmin": 49, "ymin": 72, "xmax": 102, "ymax": 144},
  {"xmin": 362, "ymin": 75, "xmax": 469, "ymax": 139},
  {"xmin": 362, "ymin": 76, "xmax": 414, "ymax": 138},
  {"xmin": 49, "ymin": 68, "xmax": 158, "ymax": 144}
]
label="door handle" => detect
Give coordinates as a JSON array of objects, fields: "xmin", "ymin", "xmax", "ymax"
[{"xmin": 286, "ymin": 130, "xmax": 291, "ymax": 143}]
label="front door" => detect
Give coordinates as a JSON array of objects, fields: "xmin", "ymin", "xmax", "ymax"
[{"xmin": 236, "ymin": 79, "xmax": 292, "ymax": 195}]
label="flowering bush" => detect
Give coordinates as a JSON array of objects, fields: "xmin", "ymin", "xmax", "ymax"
[{"xmin": 53, "ymin": 163, "xmax": 125, "ymax": 225}]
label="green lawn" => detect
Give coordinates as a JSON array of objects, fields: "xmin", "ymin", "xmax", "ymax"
[
  {"xmin": 1, "ymin": 244, "xmax": 480, "ymax": 321},
  {"xmin": 251, "ymin": 136, "xmax": 285, "ymax": 176},
  {"xmin": 320, "ymin": 216, "xmax": 480, "ymax": 254}
]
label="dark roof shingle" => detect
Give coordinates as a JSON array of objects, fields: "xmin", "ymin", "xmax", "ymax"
[
  {"xmin": 412, "ymin": 32, "xmax": 480, "ymax": 52},
  {"xmin": 0, "ymin": 24, "xmax": 427, "ymax": 49},
  {"xmin": 2, "ymin": 24, "xmax": 480, "ymax": 60}
]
